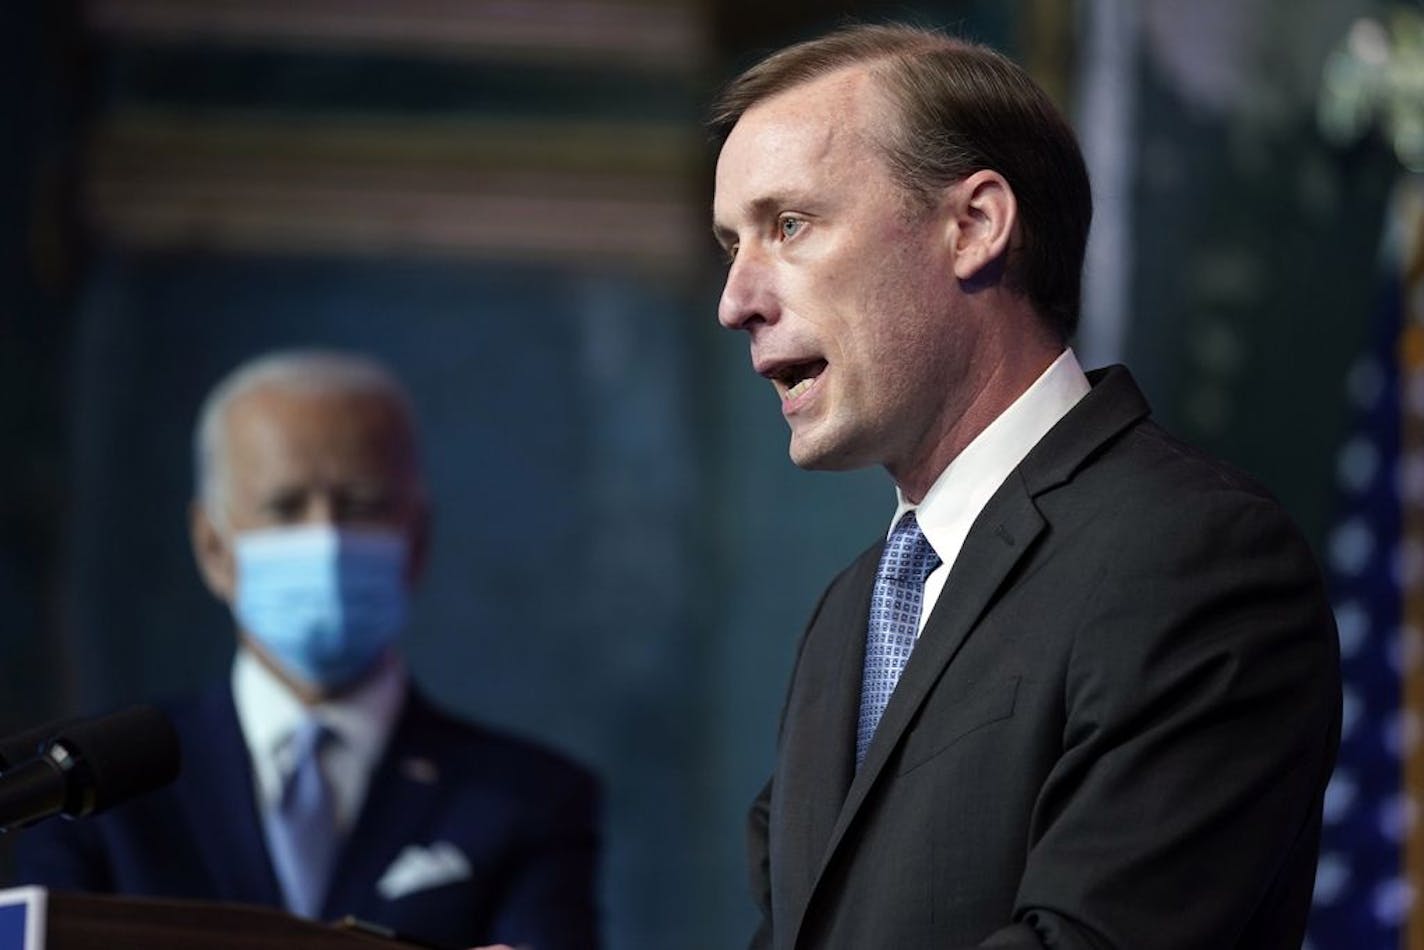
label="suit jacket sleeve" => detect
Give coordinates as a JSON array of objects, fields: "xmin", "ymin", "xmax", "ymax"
[{"xmin": 977, "ymin": 490, "xmax": 1340, "ymax": 948}]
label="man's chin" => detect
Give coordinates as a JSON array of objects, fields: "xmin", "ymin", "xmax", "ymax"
[{"xmin": 787, "ymin": 430, "xmax": 864, "ymax": 472}]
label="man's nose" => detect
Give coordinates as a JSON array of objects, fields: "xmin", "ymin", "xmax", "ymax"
[
  {"xmin": 300, "ymin": 494, "xmax": 338, "ymax": 525},
  {"xmin": 718, "ymin": 250, "xmax": 780, "ymax": 331}
]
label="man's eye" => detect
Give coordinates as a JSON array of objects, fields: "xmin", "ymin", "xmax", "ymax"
[
  {"xmin": 264, "ymin": 498, "xmax": 307, "ymax": 522},
  {"xmin": 340, "ymin": 494, "xmax": 394, "ymax": 520},
  {"xmin": 779, "ymin": 217, "xmax": 805, "ymax": 239}
]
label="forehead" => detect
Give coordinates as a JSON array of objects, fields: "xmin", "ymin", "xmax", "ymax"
[
  {"xmin": 714, "ymin": 66, "xmax": 891, "ymax": 217},
  {"xmin": 222, "ymin": 384, "xmax": 413, "ymax": 480}
]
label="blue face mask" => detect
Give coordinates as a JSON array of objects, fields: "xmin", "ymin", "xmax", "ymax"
[{"xmin": 233, "ymin": 525, "xmax": 410, "ymax": 690}]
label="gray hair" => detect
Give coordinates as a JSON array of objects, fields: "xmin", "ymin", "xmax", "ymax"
[{"xmin": 194, "ymin": 349, "xmax": 423, "ymax": 521}]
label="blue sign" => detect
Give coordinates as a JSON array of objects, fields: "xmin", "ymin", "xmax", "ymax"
[{"xmin": 0, "ymin": 888, "xmax": 46, "ymax": 950}]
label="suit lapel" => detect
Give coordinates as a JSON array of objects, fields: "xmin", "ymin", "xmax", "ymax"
[
  {"xmin": 321, "ymin": 691, "xmax": 447, "ymax": 918},
  {"xmin": 176, "ymin": 687, "xmax": 285, "ymax": 905},
  {"xmin": 805, "ymin": 479, "xmax": 1044, "ymax": 906},
  {"xmin": 853, "ymin": 480, "xmax": 1043, "ymax": 786}
]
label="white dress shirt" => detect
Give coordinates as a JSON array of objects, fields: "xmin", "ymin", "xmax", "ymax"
[
  {"xmin": 232, "ymin": 647, "xmax": 406, "ymax": 833},
  {"xmin": 890, "ymin": 348, "xmax": 1092, "ymax": 636}
]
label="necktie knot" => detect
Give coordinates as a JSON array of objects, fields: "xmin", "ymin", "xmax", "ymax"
[
  {"xmin": 882, "ymin": 511, "xmax": 940, "ymax": 585},
  {"xmin": 280, "ymin": 719, "xmax": 330, "ymax": 801}
]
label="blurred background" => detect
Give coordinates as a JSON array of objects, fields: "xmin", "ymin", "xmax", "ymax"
[{"xmin": 1, "ymin": 0, "xmax": 1419, "ymax": 947}]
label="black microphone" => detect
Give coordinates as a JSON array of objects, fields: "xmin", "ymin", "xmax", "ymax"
[{"xmin": 0, "ymin": 705, "xmax": 181, "ymax": 831}]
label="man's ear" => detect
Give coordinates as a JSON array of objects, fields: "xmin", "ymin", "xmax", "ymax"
[
  {"xmin": 946, "ymin": 169, "xmax": 1017, "ymax": 284},
  {"xmin": 190, "ymin": 500, "xmax": 236, "ymax": 604}
]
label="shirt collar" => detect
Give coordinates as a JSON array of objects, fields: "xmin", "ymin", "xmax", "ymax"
[
  {"xmin": 890, "ymin": 348, "xmax": 1091, "ymax": 567},
  {"xmin": 232, "ymin": 646, "xmax": 407, "ymax": 806}
]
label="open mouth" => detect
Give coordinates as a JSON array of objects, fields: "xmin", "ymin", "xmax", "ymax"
[{"xmin": 775, "ymin": 359, "xmax": 828, "ymax": 401}]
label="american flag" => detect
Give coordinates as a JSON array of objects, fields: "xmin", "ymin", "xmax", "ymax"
[{"xmin": 1306, "ymin": 177, "xmax": 1424, "ymax": 949}]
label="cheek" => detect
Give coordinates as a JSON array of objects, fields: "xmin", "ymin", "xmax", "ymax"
[
  {"xmin": 794, "ymin": 235, "xmax": 943, "ymax": 370},
  {"xmin": 853, "ymin": 277, "xmax": 951, "ymax": 393}
]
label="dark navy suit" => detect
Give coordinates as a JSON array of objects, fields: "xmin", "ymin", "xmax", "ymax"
[{"xmin": 11, "ymin": 684, "xmax": 600, "ymax": 950}]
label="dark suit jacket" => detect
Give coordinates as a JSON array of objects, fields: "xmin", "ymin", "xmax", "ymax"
[
  {"xmin": 749, "ymin": 367, "xmax": 1341, "ymax": 950},
  {"xmin": 12, "ymin": 683, "xmax": 600, "ymax": 950}
]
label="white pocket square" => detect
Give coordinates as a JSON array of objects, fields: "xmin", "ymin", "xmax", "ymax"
[{"xmin": 376, "ymin": 842, "xmax": 472, "ymax": 900}]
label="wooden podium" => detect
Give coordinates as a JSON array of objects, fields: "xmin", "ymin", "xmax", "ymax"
[{"xmin": 7, "ymin": 889, "xmax": 428, "ymax": 950}]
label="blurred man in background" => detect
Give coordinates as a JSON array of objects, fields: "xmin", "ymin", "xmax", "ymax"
[
  {"xmin": 14, "ymin": 350, "xmax": 600, "ymax": 950},
  {"xmin": 712, "ymin": 24, "xmax": 1339, "ymax": 949}
]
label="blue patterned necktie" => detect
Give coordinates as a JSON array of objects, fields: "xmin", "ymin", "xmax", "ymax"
[
  {"xmin": 857, "ymin": 510, "xmax": 941, "ymax": 766},
  {"xmin": 263, "ymin": 718, "xmax": 338, "ymax": 919}
]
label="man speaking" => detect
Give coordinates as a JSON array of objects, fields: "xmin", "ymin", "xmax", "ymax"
[{"xmin": 711, "ymin": 24, "xmax": 1340, "ymax": 950}]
